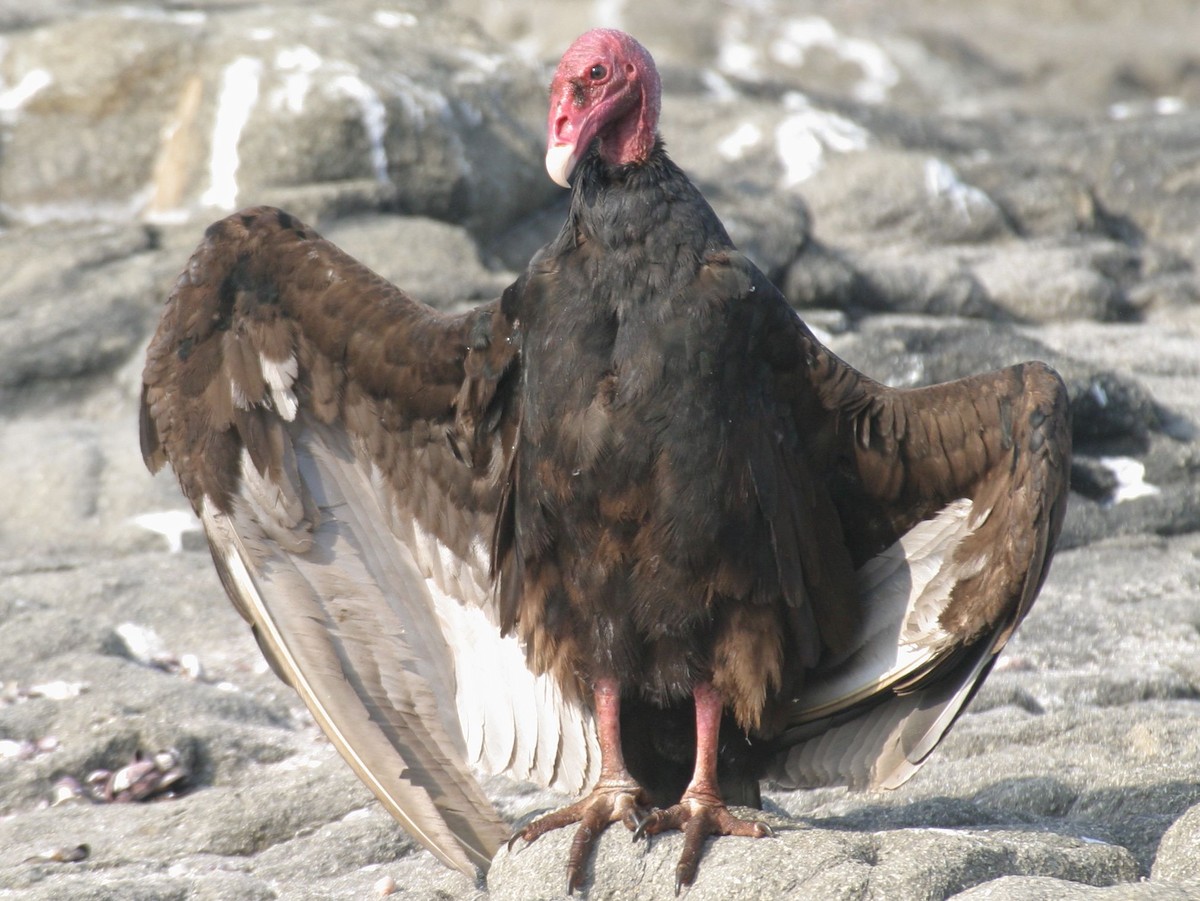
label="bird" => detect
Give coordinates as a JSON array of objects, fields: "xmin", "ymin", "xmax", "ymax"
[{"xmin": 140, "ymin": 27, "xmax": 1071, "ymax": 893}]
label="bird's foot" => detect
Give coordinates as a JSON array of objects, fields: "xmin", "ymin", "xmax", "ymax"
[
  {"xmin": 511, "ymin": 779, "xmax": 648, "ymax": 894},
  {"xmin": 634, "ymin": 788, "xmax": 773, "ymax": 893}
]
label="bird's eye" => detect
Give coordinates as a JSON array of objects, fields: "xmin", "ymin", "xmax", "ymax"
[{"xmin": 589, "ymin": 64, "xmax": 607, "ymax": 81}]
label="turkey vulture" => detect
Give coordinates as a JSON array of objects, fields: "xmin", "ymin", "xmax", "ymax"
[{"xmin": 140, "ymin": 28, "xmax": 1071, "ymax": 892}]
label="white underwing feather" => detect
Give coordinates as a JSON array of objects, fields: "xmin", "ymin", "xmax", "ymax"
[
  {"xmin": 792, "ymin": 498, "xmax": 978, "ymax": 721},
  {"xmin": 192, "ymin": 411, "xmax": 603, "ymax": 875},
  {"xmin": 284, "ymin": 417, "xmax": 598, "ymax": 791},
  {"xmin": 201, "ymin": 498, "xmax": 495, "ymax": 874},
  {"xmin": 237, "ymin": 446, "xmax": 313, "ymax": 553},
  {"xmin": 771, "ymin": 497, "xmax": 1018, "ymax": 791},
  {"xmin": 230, "ymin": 380, "xmax": 250, "ymax": 411},
  {"xmin": 875, "ymin": 647, "xmax": 994, "ymax": 790},
  {"xmin": 261, "ymin": 354, "xmax": 299, "ymax": 421}
]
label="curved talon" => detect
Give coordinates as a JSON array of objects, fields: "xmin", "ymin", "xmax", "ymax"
[
  {"xmin": 631, "ymin": 811, "xmax": 654, "ymax": 841},
  {"xmin": 620, "ymin": 806, "xmax": 644, "ymax": 833}
]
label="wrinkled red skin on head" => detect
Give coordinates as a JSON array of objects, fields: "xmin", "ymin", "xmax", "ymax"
[{"xmin": 546, "ymin": 29, "xmax": 662, "ymax": 182}]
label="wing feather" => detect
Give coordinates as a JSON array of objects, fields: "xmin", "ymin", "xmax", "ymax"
[
  {"xmin": 764, "ymin": 299, "xmax": 1071, "ymax": 790},
  {"xmin": 202, "ymin": 493, "xmax": 501, "ymax": 872},
  {"xmin": 141, "ymin": 207, "xmax": 598, "ymax": 875}
]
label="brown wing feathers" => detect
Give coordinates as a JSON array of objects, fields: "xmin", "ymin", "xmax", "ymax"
[
  {"xmin": 142, "ymin": 207, "xmax": 522, "ymax": 578},
  {"xmin": 768, "ymin": 321, "xmax": 1070, "ymax": 790},
  {"xmin": 141, "ymin": 207, "xmax": 533, "ymax": 874},
  {"xmin": 834, "ymin": 359, "xmax": 1071, "ymax": 643}
]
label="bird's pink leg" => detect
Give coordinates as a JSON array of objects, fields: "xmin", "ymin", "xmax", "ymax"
[
  {"xmin": 514, "ymin": 677, "xmax": 647, "ymax": 894},
  {"xmin": 635, "ymin": 682, "xmax": 773, "ymax": 891}
]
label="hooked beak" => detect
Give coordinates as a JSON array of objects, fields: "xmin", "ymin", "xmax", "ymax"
[{"xmin": 545, "ymin": 143, "xmax": 577, "ymax": 188}]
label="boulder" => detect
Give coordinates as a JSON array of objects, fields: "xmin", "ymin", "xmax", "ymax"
[{"xmin": 0, "ymin": 4, "xmax": 555, "ymax": 234}]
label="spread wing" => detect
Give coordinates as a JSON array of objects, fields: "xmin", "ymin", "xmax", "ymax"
[
  {"xmin": 140, "ymin": 207, "xmax": 599, "ymax": 875},
  {"xmin": 751, "ymin": 260, "xmax": 1071, "ymax": 791}
]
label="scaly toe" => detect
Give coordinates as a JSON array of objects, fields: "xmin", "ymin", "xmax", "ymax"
[
  {"xmin": 512, "ymin": 782, "xmax": 649, "ymax": 893},
  {"xmin": 637, "ymin": 794, "xmax": 774, "ymax": 890}
]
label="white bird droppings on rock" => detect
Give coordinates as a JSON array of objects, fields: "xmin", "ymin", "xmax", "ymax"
[
  {"xmin": 0, "ymin": 68, "xmax": 52, "ymax": 117},
  {"xmin": 0, "ymin": 739, "xmax": 29, "ymax": 760},
  {"xmin": 201, "ymin": 56, "xmax": 264, "ymax": 210},
  {"xmin": 1099, "ymin": 456, "xmax": 1160, "ymax": 504},
  {"xmin": 769, "ymin": 16, "xmax": 899, "ymax": 104},
  {"xmin": 113, "ymin": 622, "xmax": 173, "ymax": 668},
  {"xmin": 131, "ymin": 510, "xmax": 202, "ymax": 554},
  {"xmin": 717, "ymin": 122, "xmax": 763, "ymax": 161},
  {"xmin": 924, "ymin": 158, "xmax": 999, "ymax": 222},
  {"xmin": 701, "ymin": 68, "xmax": 739, "ymax": 103},
  {"xmin": 28, "ymin": 681, "xmax": 87, "ymax": 701},
  {"xmin": 272, "ymin": 45, "xmax": 323, "ymax": 114},
  {"xmin": 1154, "ymin": 96, "xmax": 1185, "ymax": 116},
  {"xmin": 774, "ymin": 92, "xmax": 870, "ymax": 185},
  {"xmin": 373, "ymin": 11, "xmax": 418, "ymax": 29},
  {"xmin": 117, "ymin": 8, "xmax": 206, "ymax": 26},
  {"xmin": 330, "ymin": 73, "xmax": 390, "ymax": 183}
]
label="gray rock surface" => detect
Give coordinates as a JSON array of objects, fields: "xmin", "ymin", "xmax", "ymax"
[
  {"xmin": 0, "ymin": 3, "xmax": 554, "ymax": 233},
  {"xmin": 1155, "ymin": 802, "xmax": 1200, "ymax": 887},
  {"xmin": 2, "ymin": 0, "xmax": 1199, "ymax": 899}
]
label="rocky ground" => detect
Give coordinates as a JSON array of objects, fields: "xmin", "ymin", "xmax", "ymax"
[{"xmin": 2, "ymin": 0, "xmax": 1200, "ymax": 898}]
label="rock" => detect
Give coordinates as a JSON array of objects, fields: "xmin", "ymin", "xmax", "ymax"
[
  {"xmin": 1016, "ymin": 114, "xmax": 1200, "ymax": 266},
  {"xmin": 0, "ymin": 223, "xmax": 169, "ymax": 391},
  {"xmin": 453, "ymin": 0, "xmax": 1200, "ymax": 117},
  {"xmin": 490, "ymin": 816, "xmax": 1137, "ymax": 900},
  {"xmin": 962, "ymin": 161, "xmax": 1116, "ymax": 240},
  {"xmin": 0, "ymin": 547, "xmax": 476, "ymax": 900},
  {"xmin": 1060, "ymin": 467, "xmax": 1200, "ymax": 551},
  {"xmin": 915, "ymin": 534, "xmax": 1200, "ymax": 874},
  {"xmin": 1153, "ymin": 801, "xmax": 1200, "ymax": 885},
  {"xmin": 0, "ymin": 4, "xmax": 555, "ymax": 234},
  {"xmin": 847, "ymin": 247, "xmax": 1010, "ymax": 319},
  {"xmin": 970, "ymin": 241, "xmax": 1139, "ymax": 323},
  {"xmin": 320, "ymin": 214, "xmax": 512, "ymax": 310},
  {"xmin": 0, "ymin": 414, "xmax": 193, "ymax": 559},
  {"xmin": 803, "ymin": 149, "xmax": 1013, "ymax": 249},
  {"xmin": 955, "ymin": 874, "xmax": 1200, "ymax": 899}
]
